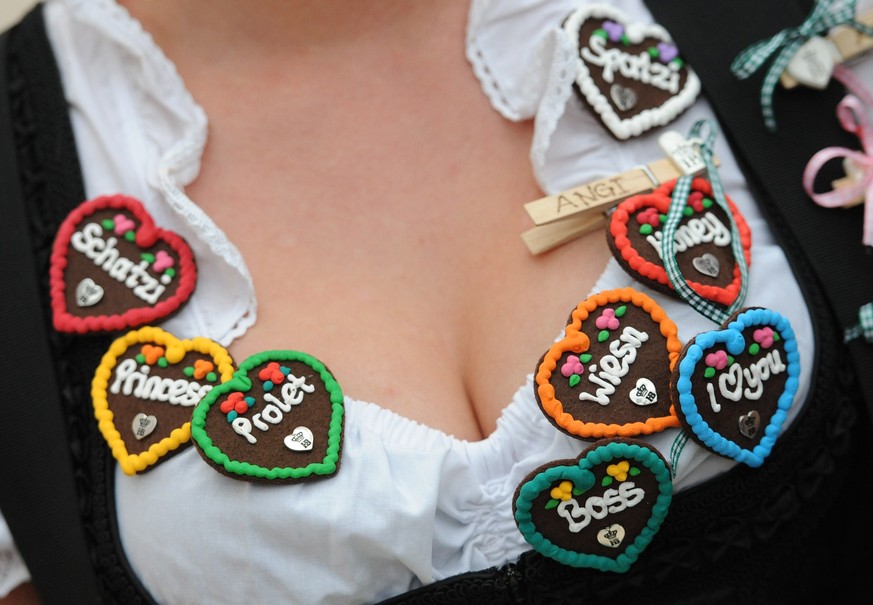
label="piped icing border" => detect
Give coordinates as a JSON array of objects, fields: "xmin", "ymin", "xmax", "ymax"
[
  {"xmin": 92, "ymin": 326, "xmax": 235, "ymax": 475},
  {"xmin": 191, "ymin": 350, "xmax": 344, "ymax": 482},
  {"xmin": 50, "ymin": 194, "xmax": 197, "ymax": 334},
  {"xmin": 672, "ymin": 307, "xmax": 800, "ymax": 467},
  {"xmin": 535, "ymin": 288, "xmax": 683, "ymax": 439},
  {"xmin": 563, "ymin": 3, "xmax": 701, "ymax": 140},
  {"xmin": 514, "ymin": 438, "xmax": 672, "ymax": 572},
  {"xmin": 608, "ymin": 177, "xmax": 753, "ymax": 307}
]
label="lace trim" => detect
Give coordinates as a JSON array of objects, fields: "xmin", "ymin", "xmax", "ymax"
[
  {"xmin": 60, "ymin": 0, "xmax": 258, "ymax": 344},
  {"xmin": 526, "ymin": 28, "xmax": 577, "ymax": 194},
  {"xmin": 466, "ymin": 0, "xmax": 523, "ymax": 121}
]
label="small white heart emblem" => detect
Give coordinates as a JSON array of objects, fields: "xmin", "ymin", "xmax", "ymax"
[
  {"xmin": 610, "ymin": 84, "xmax": 638, "ymax": 111},
  {"xmin": 132, "ymin": 413, "xmax": 157, "ymax": 440},
  {"xmin": 785, "ymin": 36, "xmax": 838, "ymax": 90},
  {"xmin": 284, "ymin": 426, "xmax": 314, "ymax": 451},
  {"xmin": 75, "ymin": 278, "xmax": 104, "ymax": 307},
  {"xmin": 692, "ymin": 253, "xmax": 720, "ymax": 278},
  {"xmin": 596, "ymin": 523, "xmax": 626, "ymax": 548},
  {"xmin": 738, "ymin": 410, "xmax": 761, "ymax": 439},
  {"xmin": 629, "ymin": 377, "xmax": 658, "ymax": 406}
]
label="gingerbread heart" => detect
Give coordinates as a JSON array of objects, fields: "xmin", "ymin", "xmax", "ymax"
[
  {"xmin": 92, "ymin": 326, "xmax": 235, "ymax": 475},
  {"xmin": 50, "ymin": 195, "xmax": 197, "ymax": 333},
  {"xmin": 563, "ymin": 4, "xmax": 700, "ymax": 139},
  {"xmin": 535, "ymin": 288, "xmax": 683, "ymax": 439},
  {"xmin": 191, "ymin": 350, "xmax": 344, "ymax": 483},
  {"xmin": 513, "ymin": 438, "xmax": 672, "ymax": 572},
  {"xmin": 671, "ymin": 307, "xmax": 800, "ymax": 467},
  {"xmin": 607, "ymin": 177, "xmax": 752, "ymax": 307}
]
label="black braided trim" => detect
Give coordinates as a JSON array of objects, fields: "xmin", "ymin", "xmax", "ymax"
[{"xmin": 8, "ymin": 7, "xmax": 157, "ymax": 604}]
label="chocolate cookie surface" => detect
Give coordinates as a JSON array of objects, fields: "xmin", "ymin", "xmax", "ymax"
[
  {"xmin": 191, "ymin": 350, "xmax": 344, "ymax": 483},
  {"xmin": 514, "ymin": 438, "xmax": 672, "ymax": 572},
  {"xmin": 671, "ymin": 307, "xmax": 799, "ymax": 467},
  {"xmin": 564, "ymin": 4, "xmax": 700, "ymax": 139},
  {"xmin": 535, "ymin": 288, "xmax": 682, "ymax": 439},
  {"xmin": 50, "ymin": 195, "xmax": 197, "ymax": 333},
  {"xmin": 607, "ymin": 177, "xmax": 752, "ymax": 307},
  {"xmin": 92, "ymin": 327, "xmax": 235, "ymax": 475}
]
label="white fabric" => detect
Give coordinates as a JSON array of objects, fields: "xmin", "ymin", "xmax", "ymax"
[{"xmin": 3, "ymin": 0, "xmax": 871, "ymax": 601}]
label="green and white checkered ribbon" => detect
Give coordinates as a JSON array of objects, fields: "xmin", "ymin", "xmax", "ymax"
[
  {"xmin": 661, "ymin": 119, "xmax": 749, "ymax": 325},
  {"xmin": 730, "ymin": 0, "xmax": 873, "ymax": 131},
  {"xmin": 845, "ymin": 302, "xmax": 873, "ymax": 342}
]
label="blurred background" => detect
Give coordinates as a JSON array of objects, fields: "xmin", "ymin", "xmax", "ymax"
[{"xmin": 0, "ymin": 0, "xmax": 41, "ymax": 31}]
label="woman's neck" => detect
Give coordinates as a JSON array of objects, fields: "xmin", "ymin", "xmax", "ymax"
[{"xmin": 117, "ymin": 0, "xmax": 468, "ymax": 65}]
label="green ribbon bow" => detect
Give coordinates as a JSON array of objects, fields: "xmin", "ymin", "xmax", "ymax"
[
  {"xmin": 731, "ymin": 0, "xmax": 873, "ymax": 131},
  {"xmin": 661, "ymin": 119, "xmax": 749, "ymax": 324}
]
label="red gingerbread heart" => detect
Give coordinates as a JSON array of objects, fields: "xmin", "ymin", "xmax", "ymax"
[
  {"xmin": 50, "ymin": 195, "xmax": 197, "ymax": 333},
  {"xmin": 535, "ymin": 288, "xmax": 683, "ymax": 439},
  {"xmin": 607, "ymin": 177, "xmax": 752, "ymax": 307}
]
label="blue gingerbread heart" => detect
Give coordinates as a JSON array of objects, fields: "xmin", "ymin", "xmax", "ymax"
[
  {"xmin": 513, "ymin": 438, "xmax": 672, "ymax": 572},
  {"xmin": 672, "ymin": 307, "xmax": 800, "ymax": 467}
]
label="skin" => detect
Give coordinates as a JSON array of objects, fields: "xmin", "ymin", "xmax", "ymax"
[{"xmin": 3, "ymin": 2, "xmax": 610, "ymax": 601}]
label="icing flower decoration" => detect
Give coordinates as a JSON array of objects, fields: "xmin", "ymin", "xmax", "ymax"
[
  {"xmin": 656, "ymin": 42, "xmax": 679, "ymax": 64},
  {"xmin": 705, "ymin": 350, "xmax": 729, "ymax": 370},
  {"xmin": 153, "ymin": 250, "xmax": 175, "ymax": 272},
  {"xmin": 139, "ymin": 344, "xmax": 165, "ymax": 365},
  {"xmin": 561, "ymin": 355, "xmax": 585, "ymax": 378},
  {"xmin": 607, "ymin": 461, "xmax": 631, "ymax": 482},
  {"xmin": 220, "ymin": 391, "xmax": 256, "ymax": 422},
  {"xmin": 601, "ymin": 20, "xmax": 624, "ymax": 43},
  {"xmin": 113, "ymin": 214, "xmax": 136, "ymax": 236},
  {"xmin": 550, "ymin": 480, "xmax": 575, "ymax": 502},
  {"xmin": 259, "ymin": 361, "xmax": 285, "ymax": 384},
  {"xmin": 753, "ymin": 327, "xmax": 775, "ymax": 349},
  {"xmin": 637, "ymin": 207, "xmax": 661, "ymax": 229},
  {"xmin": 687, "ymin": 191, "xmax": 705, "ymax": 213},
  {"xmin": 193, "ymin": 359, "xmax": 215, "ymax": 380},
  {"xmin": 595, "ymin": 306, "xmax": 627, "ymax": 342},
  {"xmin": 602, "ymin": 460, "xmax": 641, "ymax": 487},
  {"xmin": 749, "ymin": 327, "xmax": 779, "ymax": 354},
  {"xmin": 561, "ymin": 354, "xmax": 590, "ymax": 387},
  {"xmin": 596, "ymin": 308, "xmax": 620, "ymax": 331},
  {"xmin": 704, "ymin": 349, "xmax": 732, "ymax": 378},
  {"xmin": 545, "ymin": 479, "xmax": 586, "ymax": 510}
]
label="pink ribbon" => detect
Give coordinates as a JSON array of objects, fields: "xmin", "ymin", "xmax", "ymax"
[{"xmin": 803, "ymin": 93, "xmax": 873, "ymax": 247}]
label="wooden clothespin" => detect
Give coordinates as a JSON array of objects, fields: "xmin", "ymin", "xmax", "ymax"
[
  {"xmin": 522, "ymin": 131, "xmax": 709, "ymax": 255},
  {"xmin": 780, "ymin": 8, "xmax": 873, "ymax": 89}
]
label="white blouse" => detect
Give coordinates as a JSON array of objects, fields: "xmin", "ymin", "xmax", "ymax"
[{"xmin": 5, "ymin": 0, "xmax": 868, "ymax": 602}]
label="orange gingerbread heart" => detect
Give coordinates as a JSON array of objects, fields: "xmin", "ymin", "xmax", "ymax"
[{"xmin": 535, "ymin": 288, "xmax": 683, "ymax": 439}]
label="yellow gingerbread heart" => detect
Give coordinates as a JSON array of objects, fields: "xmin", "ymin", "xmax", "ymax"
[{"xmin": 92, "ymin": 326, "xmax": 235, "ymax": 475}]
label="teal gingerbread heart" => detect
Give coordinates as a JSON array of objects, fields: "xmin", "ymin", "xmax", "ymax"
[
  {"xmin": 671, "ymin": 307, "xmax": 799, "ymax": 467},
  {"xmin": 513, "ymin": 438, "xmax": 672, "ymax": 572},
  {"xmin": 191, "ymin": 350, "xmax": 344, "ymax": 483}
]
